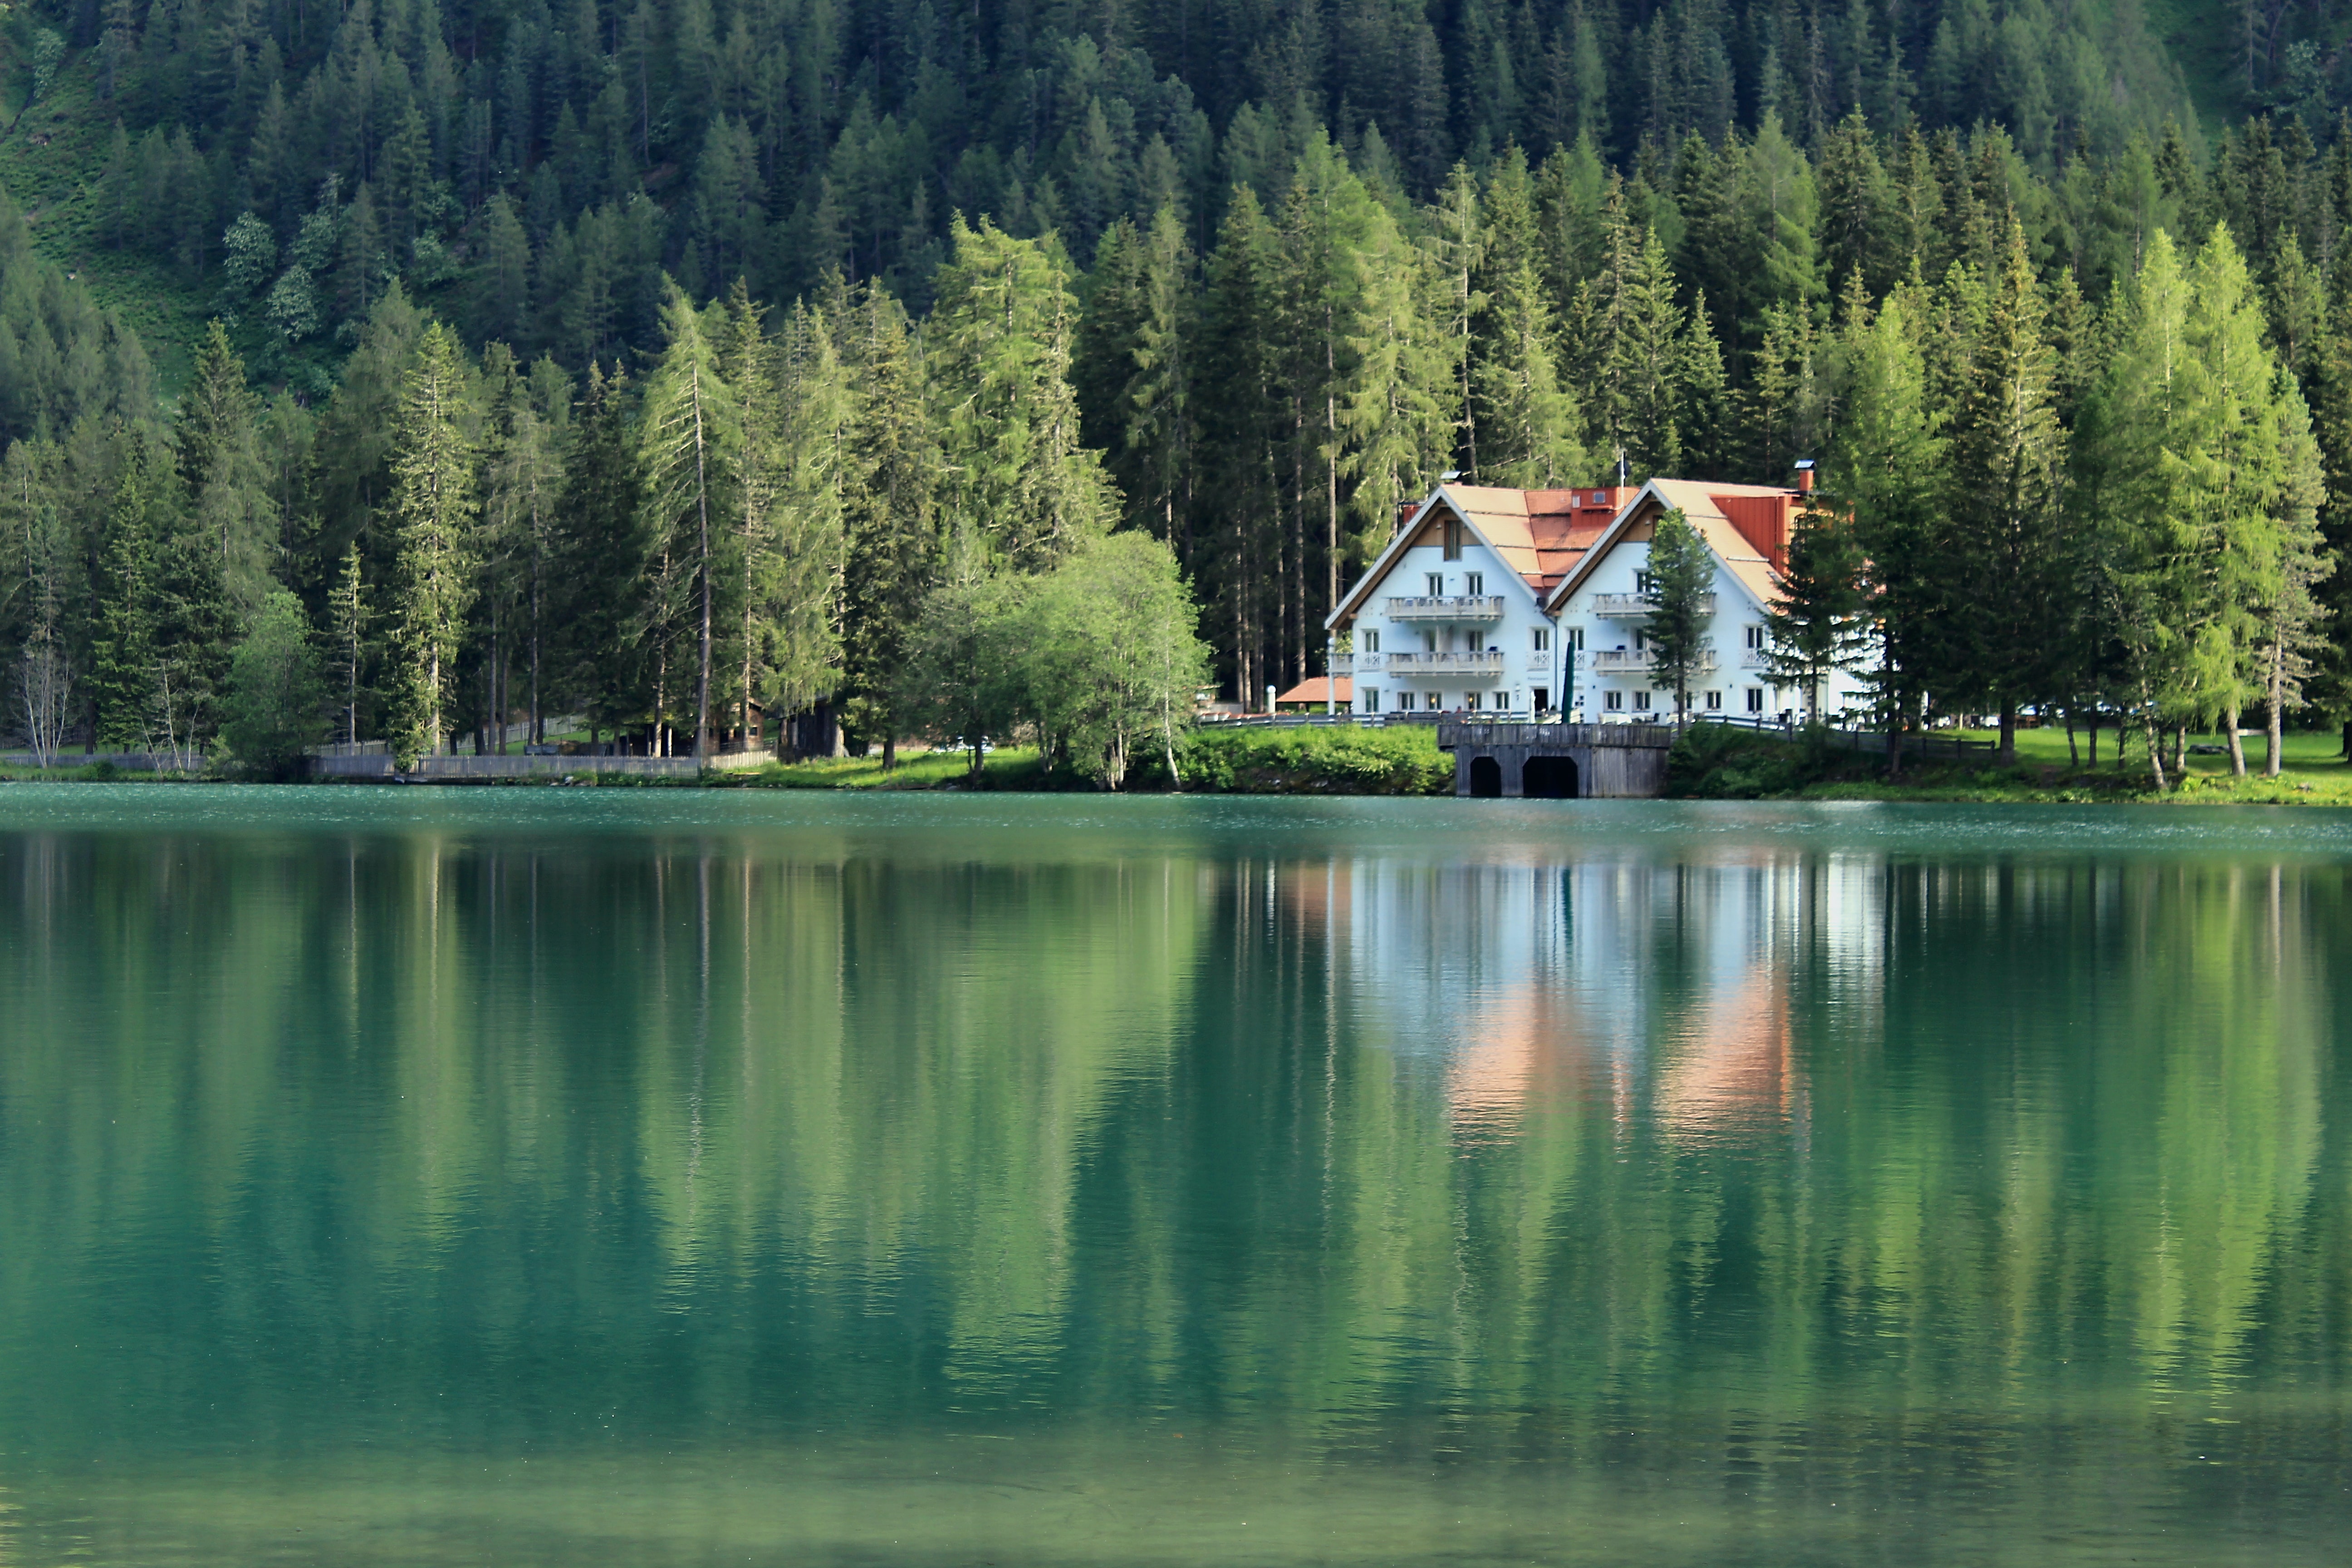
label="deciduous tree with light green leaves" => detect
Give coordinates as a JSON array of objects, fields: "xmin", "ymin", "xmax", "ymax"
[
  {"xmin": 222, "ymin": 588, "xmax": 326, "ymax": 779},
  {"xmin": 1018, "ymin": 532, "xmax": 1212, "ymax": 790}
]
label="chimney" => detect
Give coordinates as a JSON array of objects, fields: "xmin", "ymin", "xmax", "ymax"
[{"xmin": 1793, "ymin": 458, "xmax": 1817, "ymax": 495}]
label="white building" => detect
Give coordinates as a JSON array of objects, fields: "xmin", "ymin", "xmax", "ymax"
[
  {"xmin": 1324, "ymin": 477, "xmax": 1875, "ymax": 722},
  {"xmin": 1325, "ymin": 483, "xmax": 1632, "ymax": 715}
]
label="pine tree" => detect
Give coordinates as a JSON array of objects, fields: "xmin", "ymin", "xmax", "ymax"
[{"xmin": 384, "ymin": 323, "xmax": 478, "ymax": 769}]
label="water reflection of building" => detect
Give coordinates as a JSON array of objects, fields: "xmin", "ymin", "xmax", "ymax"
[{"xmin": 1294, "ymin": 852, "xmax": 1888, "ymax": 1139}]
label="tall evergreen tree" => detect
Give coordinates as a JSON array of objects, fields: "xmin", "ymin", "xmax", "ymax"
[
  {"xmin": 551, "ymin": 363, "xmax": 647, "ymax": 742},
  {"xmin": 638, "ymin": 283, "xmax": 740, "ymax": 758},
  {"xmin": 838, "ymin": 287, "xmax": 936, "ymax": 765},
  {"xmin": 384, "ymin": 323, "xmax": 478, "ymax": 768},
  {"xmin": 1939, "ymin": 221, "xmax": 2068, "ymax": 763}
]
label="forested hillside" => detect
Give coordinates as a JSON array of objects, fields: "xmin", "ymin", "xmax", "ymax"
[{"xmin": 3, "ymin": 1, "xmax": 2352, "ymax": 777}]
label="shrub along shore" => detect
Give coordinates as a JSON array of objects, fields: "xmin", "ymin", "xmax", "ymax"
[{"xmin": 8, "ymin": 721, "xmax": 2352, "ymax": 802}]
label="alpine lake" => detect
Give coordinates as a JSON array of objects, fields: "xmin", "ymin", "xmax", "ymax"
[{"xmin": 0, "ymin": 787, "xmax": 2347, "ymax": 1567}]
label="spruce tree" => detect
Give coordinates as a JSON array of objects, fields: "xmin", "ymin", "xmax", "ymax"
[
  {"xmin": 176, "ymin": 322, "xmax": 275, "ymax": 614},
  {"xmin": 552, "ymin": 363, "xmax": 647, "ymax": 743},
  {"xmin": 1940, "ymin": 220, "xmax": 2068, "ymax": 763},
  {"xmin": 90, "ymin": 443, "xmax": 159, "ymax": 750},
  {"xmin": 839, "ymin": 288, "xmax": 936, "ymax": 767},
  {"xmin": 1641, "ymin": 507, "xmax": 1716, "ymax": 727}
]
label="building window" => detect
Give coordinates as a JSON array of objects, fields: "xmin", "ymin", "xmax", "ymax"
[
  {"xmin": 1531, "ymin": 626, "xmax": 1551, "ymax": 652},
  {"xmin": 1745, "ymin": 625, "xmax": 1766, "ymax": 649},
  {"xmin": 1533, "ymin": 686, "xmax": 1550, "ymax": 711},
  {"xmin": 1636, "ymin": 570, "xmax": 1653, "ymax": 594},
  {"xmin": 1568, "ymin": 626, "xmax": 1585, "ymax": 651},
  {"xmin": 1633, "ymin": 628, "xmax": 1646, "ymax": 651},
  {"xmin": 1465, "ymin": 571, "xmax": 1485, "ymax": 595},
  {"xmin": 1633, "ymin": 691, "xmax": 1652, "ymax": 711},
  {"xmin": 1746, "ymin": 688, "xmax": 1764, "ymax": 713},
  {"xmin": 1426, "ymin": 692, "xmax": 1441, "ymax": 710},
  {"xmin": 1494, "ymin": 690, "xmax": 1509, "ymax": 710},
  {"xmin": 1362, "ymin": 629, "xmax": 1380, "ymax": 654},
  {"xmin": 1705, "ymin": 690, "xmax": 1723, "ymax": 710},
  {"xmin": 1395, "ymin": 691, "xmax": 1414, "ymax": 712},
  {"xmin": 1422, "ymin": 629, "xmax": 1439, "ymax": 652},
  {"xmin": 1362, "ymin": 688, "xmax": 1381, "ymax": 712},
  {"xmin": 1604, "ymin": 690, "xmax": 1624, "ymax": 711},
  {"xmin": 1443, "ymin": 519, "xmax": 1464, "ymax": 560},
  {"xmin": 1465, "ymin": 691, "xmax": 1481, "ymax": 711},
  {"xmin": 1426, "ymin": 572, "xmax": 1445, "ymax": 596}
]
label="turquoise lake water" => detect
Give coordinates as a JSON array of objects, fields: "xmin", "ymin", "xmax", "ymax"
[{"xmin": 0, "ymin": 788, "xmax": 2347, "ymax": 1564}]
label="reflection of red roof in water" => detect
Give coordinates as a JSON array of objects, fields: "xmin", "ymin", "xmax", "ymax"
[
  {"xmin": 1274, "ymin": 676, "xmax": 1352, "ymax": 708},
  {"xmin": 1656, "ymin": 971, "xmax": 1797, "ymax": 1143}
]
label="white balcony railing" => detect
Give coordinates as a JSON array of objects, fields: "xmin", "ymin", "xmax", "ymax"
[
  {"xmin": 1739, "ymin": 649, "xmax": 1773, "ymax": 669},
  {"xmin": 1588, "ymin": 648, "xmax": 1720, "ymax": 674},
  {"xmin": 1589, "ymin": 592, "xmax": 1715, "ymax": 618},
  {"xmin": 1382, "ymin": 651, "xmax": 1508, "ymax": 677},
  {"xmin": 1384, "ymin": 595, "xmax": 1506, "ymax": 621},
  {"xmin": 1329, "ymin": 654, "xmax": 1355, "ymax": 676}
]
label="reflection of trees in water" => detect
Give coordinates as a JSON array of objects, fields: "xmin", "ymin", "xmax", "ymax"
[{"xmin": 0, "ymin": 834, "xmax": 2342, "ymax": 1483}]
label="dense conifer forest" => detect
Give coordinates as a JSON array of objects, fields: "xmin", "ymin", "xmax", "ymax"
[{"xmin": 2, "ymin": 1, "xmax": 2351, "ymax": 778}]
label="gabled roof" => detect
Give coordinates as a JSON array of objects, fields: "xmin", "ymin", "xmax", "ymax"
[
  {"xmin": 1539, "ymin": 479, "xmax": 1798, "ymax": 615},
  {"xmin": 1325, "ymin": 484, "xmax": 1629, "ymax": 630},
  {"xmin": 1275, "ymin": 676, "xmax": 1352, "ymax": 706}
]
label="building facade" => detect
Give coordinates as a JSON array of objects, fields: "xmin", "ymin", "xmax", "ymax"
[{"xmin": 1324, "ymin": 477, "xmax": 1874, "ymax": 723}]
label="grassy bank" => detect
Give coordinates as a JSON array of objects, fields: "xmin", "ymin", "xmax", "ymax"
[
  {"xmin": 1668, "ymin": 722, "xmax": 2352, "ymax": 804},
  {"xmin": 715, "ymin": 724, "xmax": 1453, "ymax": 795}
]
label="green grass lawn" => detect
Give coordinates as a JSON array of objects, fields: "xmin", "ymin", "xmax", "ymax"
[{"xmin": 714, "ymin": 746, "xmax": 1049, "ymax": 790}]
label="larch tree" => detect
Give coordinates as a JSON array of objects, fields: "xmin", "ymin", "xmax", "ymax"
[
  {"xmin": 761, "ymin": 289, "xmax": 852, "ymax": 741},
  {"xmin": 384, "ymin": 322, "xmax": 479, "ymax": 769},
  {"xmin": 930, "ymin": 216, "xmax": 1114, "ymax": 570},
  {"xmin": 1833, "ymin": 284, "xmax": 1946, "ymax": 775},
  {"xmin": 638, "ymin": 282, "xmax": 741, "ymax": 758},
  {"xmin": 1338, "ymin": 206, "xmax": 1454, "ymax": 574}
]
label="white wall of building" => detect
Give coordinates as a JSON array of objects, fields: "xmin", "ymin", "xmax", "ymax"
[
  {"xmin": 1347, "ymin": 539, "xmax": 1563, "ymax": 715},
  {"xmin": 1551, "ymin": 538, "xmax": 1874, "ymax": 723}
]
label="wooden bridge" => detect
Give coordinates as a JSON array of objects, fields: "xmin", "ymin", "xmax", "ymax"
[{"xmin": 1435, "ymin": 722, "xmax": 1676, "ymax": 799}]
